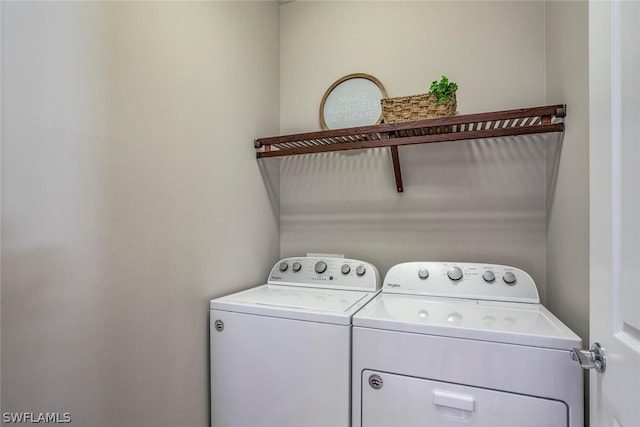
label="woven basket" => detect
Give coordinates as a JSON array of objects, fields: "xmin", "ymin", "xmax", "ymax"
[{"xmin": 381, "ymin": 92, "xmax": 457, "ymax": 123}]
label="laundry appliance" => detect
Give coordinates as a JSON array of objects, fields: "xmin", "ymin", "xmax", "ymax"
[
  {"xmin": 352, "ymin": 262, "xmax": 583, "ymax": 427},
  {"xmin": 210, "ymin": 255, "xmax": 380, "ymax": 427}
]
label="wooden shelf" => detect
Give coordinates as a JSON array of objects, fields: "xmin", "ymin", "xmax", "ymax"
[{"xmin": 255, "ymin": 104, "xmax": 566, "ymax": 192}]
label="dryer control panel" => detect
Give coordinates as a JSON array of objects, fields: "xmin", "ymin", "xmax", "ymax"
[
  {"xmin": 383, "ymin": 262, "xmax": 539, "ymax": 303},
  {"xmin": 268, "ymin": 257, "xmax": 381, "ymax": 292}
]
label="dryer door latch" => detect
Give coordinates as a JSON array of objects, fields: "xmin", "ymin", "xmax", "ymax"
[{"xmin": 569, "ymin": 342, "xmax": 606, "ymax": 373}]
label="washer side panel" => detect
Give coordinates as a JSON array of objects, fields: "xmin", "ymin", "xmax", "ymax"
[{"xmin": 211, "ymin": 310, "xmax": 351, "ymax": 427}]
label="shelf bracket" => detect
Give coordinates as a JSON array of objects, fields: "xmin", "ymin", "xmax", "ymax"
[{"xmin": 389, "ymin": 146, "xmax": 404, "ymax": 193}]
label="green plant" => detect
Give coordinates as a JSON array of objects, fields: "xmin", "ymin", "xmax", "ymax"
[{"xmin": 428, "ymin": 75, "xmax": 458, "ymax": 105}]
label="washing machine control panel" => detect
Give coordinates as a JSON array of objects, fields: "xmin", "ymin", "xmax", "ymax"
[
  {"xmin": 268, "ymin": 257, "xmax": 381, "ymax": 291},
  {"xmin": 383, "ymin": 262, "xmax": 539, "ymax": 303}
]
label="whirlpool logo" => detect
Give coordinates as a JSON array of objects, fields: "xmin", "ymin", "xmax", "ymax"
[{"xmin": 387, "ymin": 283, "xmax": 401, "ymax": 288}]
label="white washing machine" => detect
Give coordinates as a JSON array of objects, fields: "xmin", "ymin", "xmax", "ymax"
[
  {"xmin": 352, "ymin": 262, "xmax": 583, "ymax": 427},
  {"xmin": 210, "ymin": 255, "xmax": 380, "ymax": 427}
]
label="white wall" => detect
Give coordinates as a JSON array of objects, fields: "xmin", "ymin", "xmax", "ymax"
[
  {"xmin": 544, "ymin": 1, "xmax": 589, "ymax": 345},
  {"xmin": 279, "ymin": 1, "xmax": 551, "ymax": 300},
  {"xmin": 280, "ymin": 1, "xmax": 546, "ymax": 134},
  {"xmin": 1, "ymin": 2, "xmax": 280, "ymax": 426},
  {"xmin": 544, "ymin": 4, "xmax": 590, "ymax": 422}
]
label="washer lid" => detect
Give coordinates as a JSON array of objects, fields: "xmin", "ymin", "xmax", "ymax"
[
  {"xmin": 211, "ymin": 284, "xmax": 378, "ymax": 325},
  {"xmin": 352, "ymin": 293, "xmax": 581, "ymax": 350}
]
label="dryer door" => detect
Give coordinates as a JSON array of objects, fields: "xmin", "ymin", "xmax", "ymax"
[{"xmin": 361, "ymin": 370, "xmax": 568, "ymax": 427}]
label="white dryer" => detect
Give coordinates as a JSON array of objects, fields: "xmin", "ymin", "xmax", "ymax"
[
  {"xmin": 352, "ymin": 262, "xmax": 583, "ymax": 427},
  {"xmin": 210, "ymin": 256, "xmax": 380, "ymax": 427}
]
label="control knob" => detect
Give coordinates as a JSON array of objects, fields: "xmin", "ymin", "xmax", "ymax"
[
  {"xmin": 292, "ymin": 262, "xmax": 302, "ymax": 272},
  {"xmin": 356, "ymin": 265, "xmax": 366, "ymax": 276},
  {"xmin": 279, "ymin": 262, "xmax": 288, "ymax": 272},
  {"xmin": 315, "ymin": 261, "xmax": 327, "ymax": 274},
  {"xmin": 447, "ymin": 266, "xmax": 463, "ymax": 281},
  {"xmin": 482, "ymin": 271, "xmax": 496, "ymax": 283},
  {"xmin": 503, "ymin": 271, "xmax": 517, "ymax": 285},
  {"xmin": 418, "ymin": 268, "xmax": 429, "ymax": 279},
  {"xmin": 341, "ymin": 264, "xmax": 351, "ymax": 275}
]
